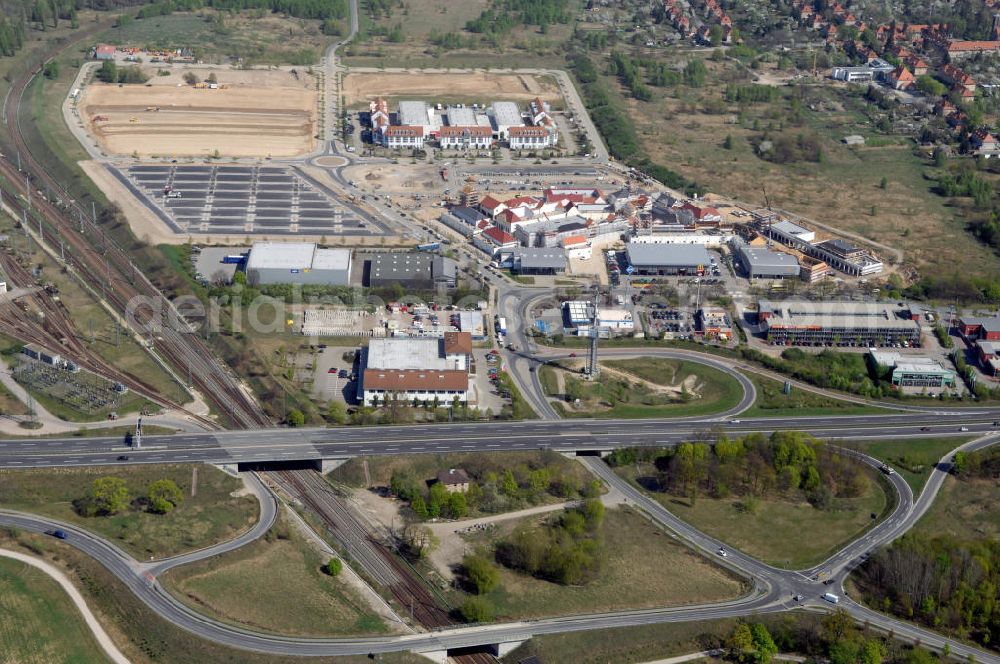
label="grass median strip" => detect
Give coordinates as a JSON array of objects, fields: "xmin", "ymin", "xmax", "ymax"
[
  {"xmin": 545, "ymin": 357, "xmax": 743, "ymax": 419},
  {"xmin": 0, "ymin": 464, "xmax": 257, "ymax": 559},
  {"xmin": 161, "ymin": 514, "xmax": 388, "ymax": 637}
]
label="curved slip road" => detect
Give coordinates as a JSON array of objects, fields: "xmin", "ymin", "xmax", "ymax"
[
  {"xmin": 0, "ymin": 437, "xmax": 995, "ymax": 660},
  {"xmin": 0, "ymin": 548, "xmax": 131, "ymax": 664}
]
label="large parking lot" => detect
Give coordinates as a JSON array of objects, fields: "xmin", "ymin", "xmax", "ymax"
[{"xmin": 111, "ymin": 164, "xmax": 392, "ymax": 237}]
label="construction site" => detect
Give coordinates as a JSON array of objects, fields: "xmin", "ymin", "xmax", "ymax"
[{"xmin": 78, "ymin": 66, "xmax": 319, "ymax": 159}]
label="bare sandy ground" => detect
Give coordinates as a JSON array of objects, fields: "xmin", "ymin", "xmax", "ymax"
[
  {"xmin": 343, "ymin": 72, "xmax": 561, "ymax": 106},
  {"xmin": 79, "ymin": 67, "xmax": 317, "ymax": 158}
]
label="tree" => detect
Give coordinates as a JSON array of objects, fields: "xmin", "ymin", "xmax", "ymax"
[
  {"xmin": 749, "ymin": 623, "xmax": 778, "ymax": 664},
  {"xmin": 86, "ymin": 477, "xmax": 130, "ymax": 515},
  {"xmin": 183, "ymin": 71, "xmax": 199, "ymax": 85},
  {"xmin": 327, "ymin": 400, "xmax": 347, "ymax": 424},
  {"xmin": 447, "ymin": 491, "xmax": 468, "ymax": 518},
  {"xmin": 723, "ymin": 134, "xmax": 734, "ymax": 150},
  {"xmin": 325, "ymin": 558, "xmax": 343, "ymax": 576},
  {"xmin": 458, "ymin": 596, "xmax": 494, "ymax": 623},
  {"xmin": 462, "ymin": 553, "xmax": 500, "ymax": 594},
  {"xmin": 147, "ymin": 479, "xmax": 183, "ymax": 514},
  {"xmin": 287, "ymin": 409, "xmax": 305, "ymax": 427},
  {"xmin": 729, "ymin": 623, "xmax": 754, "ymax": 659},
  {"xmin": 206, "ymin": 72, "xmax": 218, "ymax": 84},
  {"xmin": 96, "ymin": 59, "xmax": 117, "ymax": 83}
]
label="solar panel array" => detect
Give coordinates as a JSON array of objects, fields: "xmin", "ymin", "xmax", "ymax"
[{"xmin": 123, "ymin": 164, "xmax": 386, "ymax": 236}]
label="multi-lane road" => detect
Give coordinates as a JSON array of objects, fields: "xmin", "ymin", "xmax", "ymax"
[
  {"xmin": 1, "ymin": 433, "xmax": 996, "ymax": 661},
  {"xmin": 0, "ymin": 408, "xmax": 997, "ymax": 468}
]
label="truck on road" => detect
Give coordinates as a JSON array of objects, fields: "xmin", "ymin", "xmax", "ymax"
[{"xmin": 822, "ymin": 592, "xmax": 840, "ymax": 604}]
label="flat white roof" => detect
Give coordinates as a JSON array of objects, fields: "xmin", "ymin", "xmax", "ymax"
[
  {"xmin": 367, "ymin": 338, "xmax": 467, "ymax": 371},
  {"xmin": 491, "ymin": 101, "xmax": 522, "ymax": 128},
  {"xmin": 399, "ymin": 100, "xmax": 430, "ymax": 127},
  {"xmin": 446, "ymin": 106, "xmax": 476, "ymax": 126},
  {"xmin": 246, "ymin": 242, "xmax": 315, "ymax": 270},
  {"xmin": 312, "ymin": 248, "xmax": 352, "ymax": 271}
]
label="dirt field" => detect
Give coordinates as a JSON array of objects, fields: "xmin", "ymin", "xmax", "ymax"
[
  {"xmin": 79, "ymin": 66, "xmax": 318, "ymax": 158},
  {"xmin": 343, "ymin": 71, "xmax": 561, "ymax": 107}
]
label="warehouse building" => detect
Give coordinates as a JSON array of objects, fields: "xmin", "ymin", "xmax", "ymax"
[
  {"xmin": 731, "ymin": 241, "xmax": 800, "ymax": 279},
  {"xmin": 758, "ymin": 300, "xmax": 921, "ymax": 347},
  {"xmin": 501, "ymin": 247, "xmax": 567, "ymax": 275},
  {"xmin": 245, "ymin": 242, "xmax": 352, "ymax": 285},
  {"xmin": 958, "ymin": 314, "xmax": 1000, "ymax": 341},
  {"xmin": 363, "ymin": 252, "xmax": 457, "ymax": 289},
  {"xmin": 869, "ymin": 350, "xmax": 957, "ymax": 392},
  {"xmin": 359, "ymin": 331, "xmax": 472, "ymax": 406},
  {"xmin": 626, "ymin": 243, "xmax": 711, "ymax": 276}
]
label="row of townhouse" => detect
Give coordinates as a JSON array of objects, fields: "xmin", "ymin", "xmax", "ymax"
[{"xmin": 368, "ymin": 97, "xmax": 558, "ymax": 150}]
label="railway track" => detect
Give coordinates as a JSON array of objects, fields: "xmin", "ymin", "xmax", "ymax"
[
  {"xmin": 0, "ymin": 245, "xmax": 217, "ymax": 427},
  {"xmin": 0, "ymin": 44, "xmax": 270, "ymax": 429},
  {"xmin": 269, "ymin": 470, "xmax": 497, "ymax": 663}
]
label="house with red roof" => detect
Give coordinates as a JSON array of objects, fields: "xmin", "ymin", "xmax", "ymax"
[
  {"xmin": 940, "ymin": 64, "xmax": 976, "ymax": 92},
  {"xmin": 972, "ymin": 127, "xmax": 1000, "ymax": 157},
  {"xmin": 479, "ymin": 195, "xmax": 507, "ymax": 218},
  {"xmin": 681, "ymin": 202, "xmax": 722, "ymax": 225},
  {"xmin": 94, "ymin": 44, "xmax": 116, "ymax": 60},
  {"xmin": 473, "ymin": 225, "xmax": 519, "ymax": 255},
  {"xmin": 888, "ymin": 65, "xmax": 915, "ymax": 90},
  {"xmin": 384, "ymin": 126, "xmax": 424, "ymax": 149}
]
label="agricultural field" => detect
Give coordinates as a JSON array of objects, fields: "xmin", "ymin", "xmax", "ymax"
[
  {"xmin": 79, "ymin": 66, "xmax": 318, "ymax": 158},
  {"xmin": 342, "ymin": 71, "xmax": 562, "ymax": 108},
  {"xmin": 162, "ymin": 515, "xmax": 389, "ymax": 636},
  {"xmin": 0, "ymin": 557, "xmax": 108, "ymax": 664},
  {"xmin": 0, "ymin": 464, "xmax": 258, "ymax": 559}
]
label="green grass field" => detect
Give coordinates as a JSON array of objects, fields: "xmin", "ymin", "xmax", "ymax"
[
  {"xmin": 614, "ymin": 463, "xmax": 890, "ymax": 569},
  {"xmin": 456, "ymin": 506, "xmax": 747, "ymax": 620},
  {"xmin": 0, "ymin": 557, "xmax": 108, "ymax": 664},
  {"xmin": 162, "ymin": 515, "xmax": 387, "ymax": 636},
  {"xmin": 0, "ymin": 530, "xmax": 423, "ymax": 664},
  {"xmin": 550, "ymin": 357, "xmax": 743, "ymax": 419},
  {"xmin": 847, "ymin": 438, "xmax": 970, "ymax": 495},
  {"xmin": 0, "ymin": 465, "xmax": 257, "ymax": 559},
  {"xmin": 742, "ymin": 372, "xmax": 893, "ymax": 418},
  {"xmin": 913, "ymin": 475, "xmax": 999, "ymax": 541}
]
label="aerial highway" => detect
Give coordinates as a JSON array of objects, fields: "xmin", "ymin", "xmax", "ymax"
[
  {"xmin": 0, "ymin": 435, "xmax": 996, "ymax": 662},
  {"xmin": 0, "ymin": 407, "xmax": 997, "ymax": 468}
]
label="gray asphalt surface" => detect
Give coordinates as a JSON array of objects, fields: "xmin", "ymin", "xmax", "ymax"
[{"xmin": 1, "ymin": 436, "xmax": 995, "ymax": 661}]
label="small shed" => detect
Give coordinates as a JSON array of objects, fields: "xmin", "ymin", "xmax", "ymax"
[{"xmin": 436, "ymin": 468, "xmax": 471, "ymax": 493}]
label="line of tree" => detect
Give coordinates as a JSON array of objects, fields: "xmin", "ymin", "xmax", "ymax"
[
  {"xmin": 494, "ymin": 499, "xmax": 605, "ymax": 585},
  {"xmin": 389, "ymin": 453, "xmax": 601, "ymax": 520},
  {"xmin": 725, "ymin": 83, "xmax": 779, "ymax": 104},
  {"xmin": 856, "ymin": 532, "xmax": 999, "ymax": 649},
  {"xmin": 567, "ymin": 51, "xmax": 704, "ymax": 197},
  {"xmin": 465, "ymin": 0, "xmax": 572, "ymax": 36},
  {"xmin": 95, "ymin": 59, "xmax": 149, "ymax": 84},
  {"xmin": 74, "ymin": 476, "xmax": 184, "ymax": 516},
  {"xmin": 0, "ymin": 14, "xmax": 27, "ymax": 56},
  {"xmin": 608, "ymin": 431, "xmax": 871, "ymax": 509},
  {"xmin": 953, "ymin": 445, "xmax": 1000, "ymax": 477}
]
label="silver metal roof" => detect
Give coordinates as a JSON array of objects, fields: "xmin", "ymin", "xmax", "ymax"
[{"xmin": 626, "ymin": 243, "xmax": 711, "ymax": 267}]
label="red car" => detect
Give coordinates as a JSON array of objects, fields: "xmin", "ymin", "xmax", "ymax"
[{"xmin": 327, "ymin": 368, "xmax": 338, "ymax": 374}]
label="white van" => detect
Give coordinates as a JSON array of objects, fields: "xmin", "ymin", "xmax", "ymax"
[{"xmin": 822, "ymin": 592, "xmax": 840, "ymax": 604}]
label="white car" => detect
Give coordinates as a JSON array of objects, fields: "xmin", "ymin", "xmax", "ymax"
[{"xmin": 717, "ymin": 548, "xmax": 728, "ymax": 557}]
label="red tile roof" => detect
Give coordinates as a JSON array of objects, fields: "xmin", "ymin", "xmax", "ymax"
[
  {"xmin": 948, "ymin": 40, "xmax": 1000, "ymax": 53},
  {"xmin": 483, "ymin": 226, "xmax": 516, "ymax": 244},
  {"xmin": 440, "ymin": 126, "xmax": 492, "ymax": 137},
  {"xmin": 443, "ymin": 331, "xmax": 472, "ymax": 356},
  {"xmin": 386, "ymin": 125, "xmax": 424, "ymax": 137},
  {"xmin": 364, "ymin": 369, "xmax": 468, "ymax": 392},
  {"xmin": 509, "ymin": 126, "xmax": 549, "ymax": 137}
]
